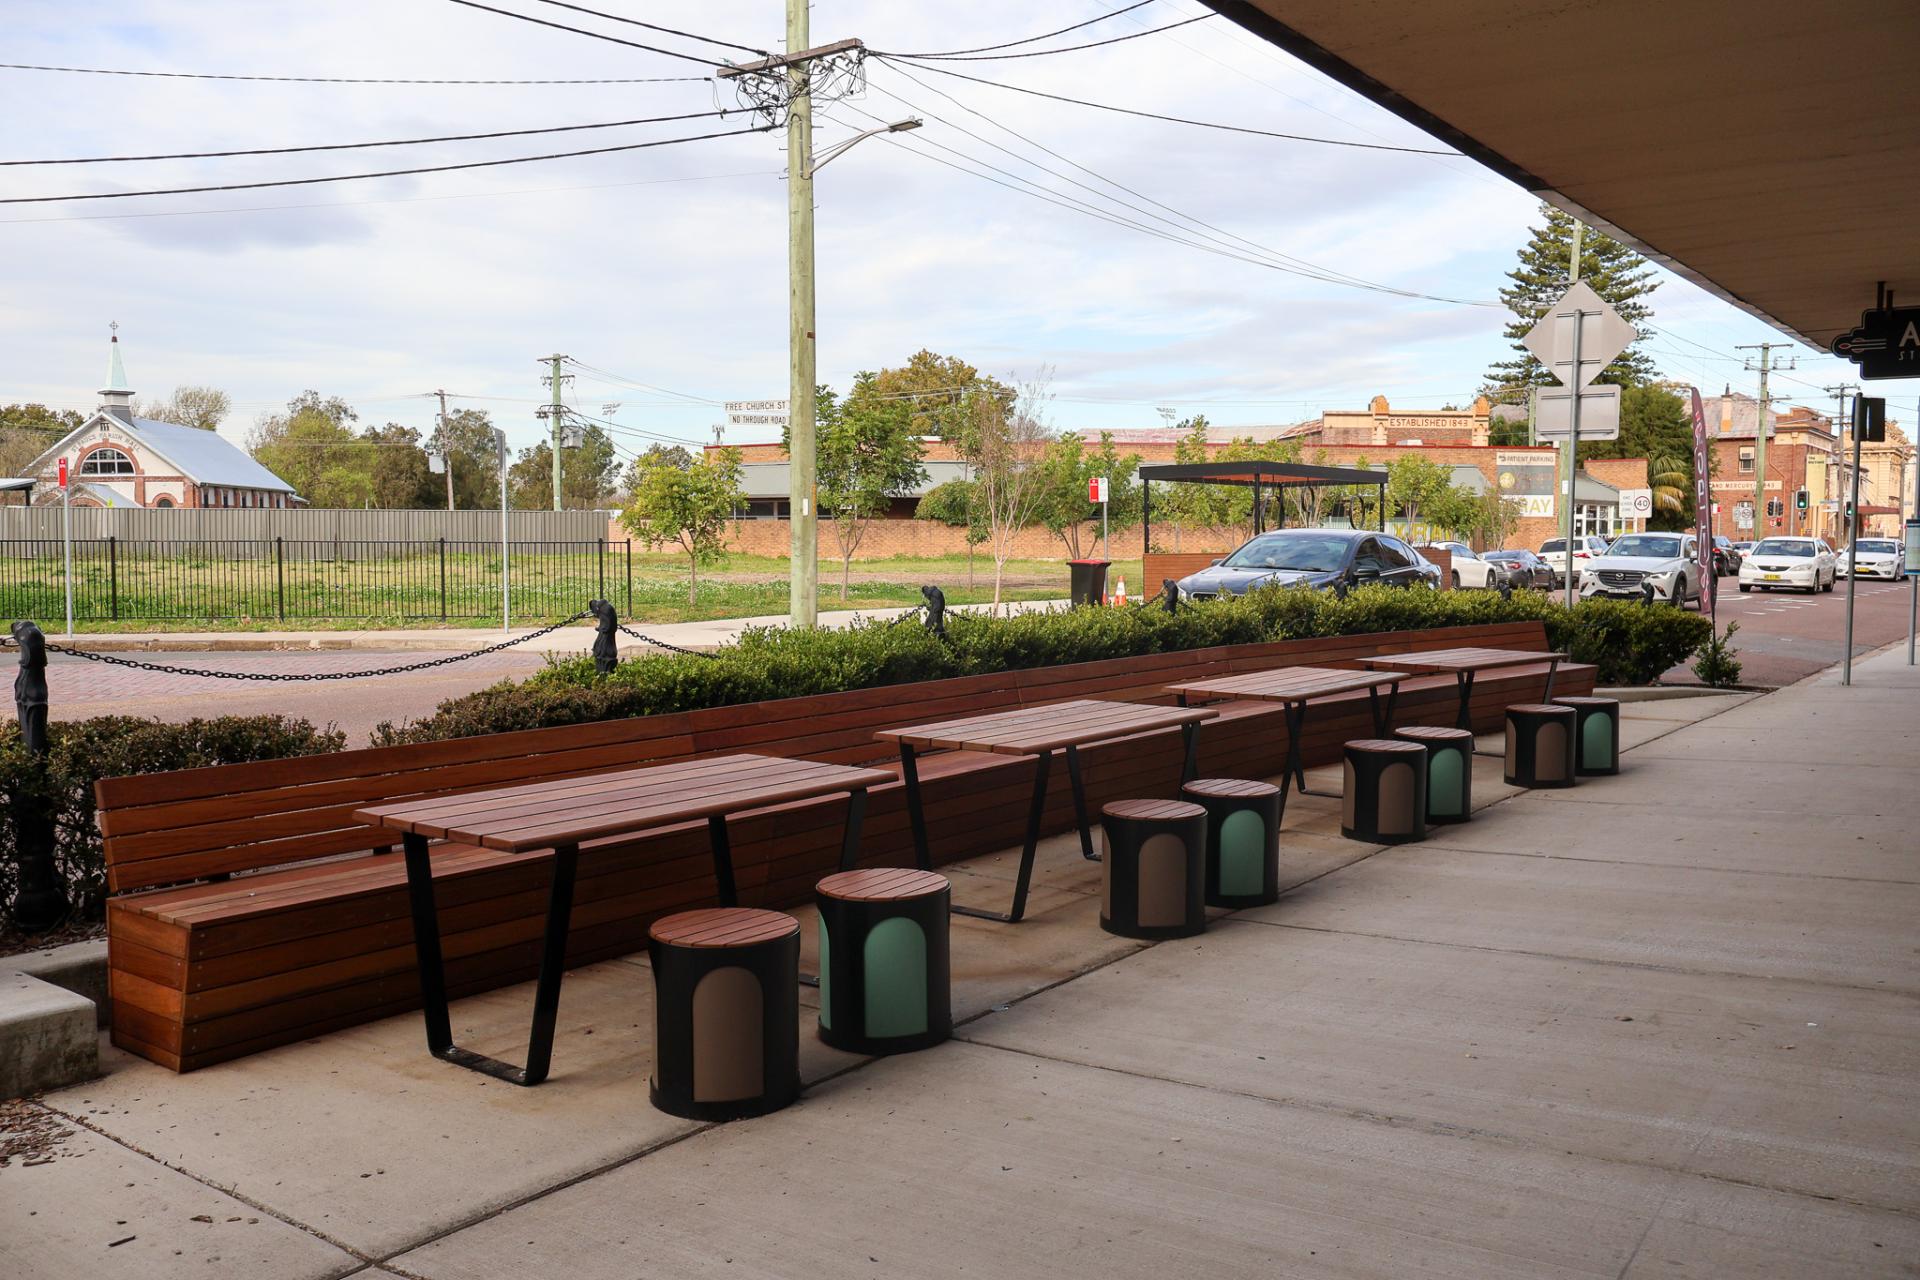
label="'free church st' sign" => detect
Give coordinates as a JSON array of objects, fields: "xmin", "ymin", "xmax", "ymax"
[{"xmin": 1830, "ymin": 306, "xmax": 1920, "ymax": 379}]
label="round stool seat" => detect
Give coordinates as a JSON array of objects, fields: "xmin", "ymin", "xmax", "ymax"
[
  {"xmin": 1552, "ymin": 696, "xmax": 1621, "ymax": 776},
  {"xmin": 814, "ymin": 869, "xmax": 951, "ymax": 1056},
  {"xmin": 1342, "ymin": 739, "xmax": 1428, "ymax": 845},
  {"xmin": 1504, "ymin": 703, "xmax": 1577, "ymax": 789},
  {"xmin": 1181, "ymin": 778, "xmax": 1281, "ymax": 909},
  {"xmin": 1392, "ymin": 726, "xmax": 1475, "ymax": 825},
  {"xmin": 647, "ymin": 908, "xmax": 801, "ymax": 1122},
  {"xmin": 1100, "ymin": 799, "xmax": 1208, "ymax": 939}
]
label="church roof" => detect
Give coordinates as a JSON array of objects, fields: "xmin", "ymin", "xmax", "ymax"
[{"xmin": 27, "ymin": 414, "xmax": 298, "ymax": 494}]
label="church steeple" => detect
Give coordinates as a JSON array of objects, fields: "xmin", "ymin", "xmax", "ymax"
[{"xmin": 100, "ymin": 321, "xmax": 135, "ymax": 421}]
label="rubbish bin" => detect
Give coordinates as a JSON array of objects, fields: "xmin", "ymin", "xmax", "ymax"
[{"xmin": 1068, "ymin": 559, "xmax": 1110, "ymax": 607}]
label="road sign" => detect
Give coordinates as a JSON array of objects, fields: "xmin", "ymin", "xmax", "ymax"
[
  {"xmin": 724, "ymin": 399, "xmax": 788, "ymax": 426},
  {"xmin": 1088, "ymin": 476, "xmax": 1108, "ymax": 504},
  {"xmin": 1830, "ymin": 307, "xmax": 1920, "ymax": 380},
  {"xmin": 1853, "ymin": 395, "xmax": 1887, "ymax": 442},
  {"xmin": 1522, "ymin": 281, "xmax": 1638, "ymax": 388},
  {"xmin": 1532, "ymin": 382, "xmax": 1621, "ymax": 440},
  {"xmin": 57, "ymin": 457, "xmax": 68, "ymax": 488},
  {"xmin": 1618, "ymin": 488, "xmax": 1652, "ymax": 520},
  {"xmin": 1906, "ymin": 519, "xmax": 1920, "ymax": 575}
]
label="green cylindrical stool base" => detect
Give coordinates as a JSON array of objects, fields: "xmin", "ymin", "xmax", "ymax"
[
  {"xmin": 1504, "ymin": 703, "xmax": 1578, "ymax": 789},
  {"xmin": 1100, "ymin": 799, "xmax": 1208, "ymax": 939},
  {"xmin": 1181, "ymin": 777, "xmax": 1281, "ymax": 908},
  {"xmin": 814, "ymin": 869, "xmax": 952, "ymax": 1057},
  {"xmin": 1393, "ymin": 726, "xmax": 1475, "ymax": 825},
  {"xmin": 1553, "ymin": 696, "xmax": 1620, "ymax": 776}
]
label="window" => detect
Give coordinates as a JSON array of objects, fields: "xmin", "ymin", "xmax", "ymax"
[
  {"xmin": 1376, "ymin": 537, "xmax": 1417, "ymax": 569},
  {"xmin": 153, "ymin": 496, "xmax": 173, "ymax": 508},
  {"xmin": 79, "ymin": 447, "xmax": 135, "ymax": 476},
  {"xmin": 1738, "ymin": 448, "xmax": 1755, "ymax": 474}
]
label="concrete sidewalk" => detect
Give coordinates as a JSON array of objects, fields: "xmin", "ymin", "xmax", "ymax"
[
  {"xmin": 47, "ymin": 598, "xmax": 1070, "ymax": 654},
  {"xmin": 5, "ymin": 656, "xmax": 1917, "ymax": 1278}
]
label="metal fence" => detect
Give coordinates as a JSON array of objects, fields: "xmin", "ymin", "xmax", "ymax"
[
  {"xmin": 0, "ymin": 538, "xmax": 635, "ymax": 622},
  {"xmin": 0, "ymin": 507, "xmax": 616, "ymax": 548}
]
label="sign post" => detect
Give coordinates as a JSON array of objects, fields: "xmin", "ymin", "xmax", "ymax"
[
  {"xmin": 57, "ymin": 456, "xmax": 73, "ymax": 637},
  {"xmin": 1842, "ymin": 397, "xmax": 1885, "ymax": 685},
  {"xmin": 495, "ymin": 428, "xmax": 510, "ymax": 632},
  {"xmin": 1689, "ymin": 389, "xmax": 1715, "ymax": 620},
  {"xmin": 1090, "ymin": 475, "xmax": 1110, "ymax": 561}
]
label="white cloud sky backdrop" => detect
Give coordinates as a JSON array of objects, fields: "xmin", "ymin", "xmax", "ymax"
[{"xmin": 4, "ymin": 0, "xmax": 1911, "ymax": 468}]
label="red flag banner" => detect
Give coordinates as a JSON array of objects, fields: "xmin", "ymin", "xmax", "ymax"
[{"xmin": 1690, "ymin": 387, "xmax": 1716, "ymax": 619}]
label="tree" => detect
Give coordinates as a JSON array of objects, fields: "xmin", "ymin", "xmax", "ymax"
[
  {"xmin": 1385, "ymin": 455, "xmax": 1457, "ymax": 538},
  {"xmin": 619, "ymin": 446, "xmax": 744, "ymax": 604},
  {"xmin": 914, "ymin": 477, "xmax": 988, "ymax": 587},
  {"xmin": 137, "ymin": 385, "xmax": 231, "ymax": 432},
  {"xmin": 1485, "ymin": 202, "xmax": 1659, "ymax": 394},
  {"xmin": 1033, "ymin": 431, "xmax": 1143, "ymax": 559},
  {"xmin": 617, "ymin": 443, "xmax": 695, "ymax": 501},
  {"xmin": 248, "ymin": 392, "xmax": 364, "ymax": 506},
  {"xmin": 0, "ymin": 404, "xmax": 83, "ymax": 482},
  {"xmin": 434, "ymin": 407, "xmax": 506, "ymax": 510},
  {"xmin": 870, "ymin": 350, "xmax": 994, "ymax": 440},
  {"xmin": 362, "ymin": 423, "xmax": 440, "ymax": 509},
  {"xmin": 509, "ymin": 422, "xmax": 619, "ymax": 510},
  {"xmin": 943, "ymin": 369, "xmax": 1050, "ymax": 612},
  {"xmin": 787, "ymin": 374, "xmax": 927, "ymax": 600}
]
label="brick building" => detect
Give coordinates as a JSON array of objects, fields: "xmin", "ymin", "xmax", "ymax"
[{"xmin": 1697, "ymin": 392, "xmax": 1911, "ymax": 542}]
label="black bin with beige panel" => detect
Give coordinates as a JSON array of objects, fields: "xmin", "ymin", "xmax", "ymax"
[
  {"xmin": 1553, "ymin": 695, "xmax": 1621, "ymax": 776},
  {"xmin": 814, "ymin": 868, "xmax": 952, "ymax": 1056},
  {"xmin": 1504, "ymin": 703, "xmax": 1578, "ymax": 789},
  {"xmin": 1099, "ymin": 799, "xmax": 1208, "ymax": 939},
  {"xmin": 647, "ymin": 907, "xmax": 801, "ymax": 1122},
  {"xmin": 1180, "ymin": 778, "xmax": 1281, "ymax": 908},
  {"xmin": 1340, "ymin": 739, "xmax": 1428, "ymax": 845},
  {"xmin": 1392, "ymin": 726, "xmax": 1475, "ymax": 825}
]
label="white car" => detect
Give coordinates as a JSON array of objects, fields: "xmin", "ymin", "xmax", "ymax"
[
  {"xmin": 1737, "ymin": 536, "xmax": 1837, "ymax": 594},
  {"xmin": 1430, "ymin": 540, "xmax": 1504, "ymax": 589},
  {"xmin": 1836, "ymin": 538, "xmax": 1906, "ymax": 580},
  {"xmin": 1538, "ymin": 535, "xmax": 1611, "ymax": 587},
  {"xmin": 1578, "ymin": 532, "xmax": 1702, "ymax": 608}
]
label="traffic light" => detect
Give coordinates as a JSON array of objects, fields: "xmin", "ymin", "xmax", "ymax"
[
  {"xmin": 1795, "ymin": 488, "xmax": 1809, "ymax": 512},
  {"xmin": 1767, "ymin": 497, "xmax": 1784, "ymax": 518}
]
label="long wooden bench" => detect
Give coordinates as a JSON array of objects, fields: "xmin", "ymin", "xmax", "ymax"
[{"xmin": 98, "ymin": 620, "xmax": 1591, "ymax": 1071}]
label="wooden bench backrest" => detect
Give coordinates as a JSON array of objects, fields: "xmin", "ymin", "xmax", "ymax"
[{"xmin": 96, "ymin": 619, "xmax": 1551, "ymax": 893}]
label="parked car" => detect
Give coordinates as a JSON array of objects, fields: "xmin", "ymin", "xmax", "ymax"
[
  {"xmin": 1736, "ymin": 536, "xmax": 1837, "ymax": 594},
  {"xmin": 1430, "ymin": 540, "xmax": 1505, "ymax": 589},
  {"xmin": 1711, "ymin": 535, "xmax": 1742, "ymax": 576},
  {"xmin": 1578, "ymin": 532, "xmax": 1703, "ymax": 608},
  {"xmin": 1836, "ymin": 538, "xmax": 1906, "ymax": 580},
  {"xmin": 1482, "ymin": 548, "xmax": 1554, "ymax": 590},
  {"xmin": 1173, "ymin": 528, "xmax": 1440, "ymax": 601},
  {"xmin": 1538, "ymin": 535, "xmax": 1612, "ymax": 587}
]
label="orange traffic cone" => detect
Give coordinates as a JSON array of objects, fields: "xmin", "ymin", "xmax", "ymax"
[{"xmin": 1113, "ymin": 577, "xmax": 1127, "ymax": 606}]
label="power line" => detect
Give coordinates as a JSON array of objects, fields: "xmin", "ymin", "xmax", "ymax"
[
  {"xmin": 563, "ymin": 359, "xmax": 722, "ymax": 406},
  {"xmin": 882, "ymin": 2, "xmax": 1155, "ymax": 58},
  {"xmin": 0, "ymin": 62, "xmax": 708, "ymax": 85},
  {"xmin": 871, "ymin": 56, "xmax": 1455, "ymax": 155},
  {"xmin": 523, "ymin": 0, "xmax": 767, "ymax": 56},
  {"xmin": 876, "ymin": 12, "xmax": 1214, "ymax": 62},
  {"xmin": 438, "ymin": 0, "xmax": 724, "ymax": 67},
  {"xmin": 2, "ymin": 110, "xmax": 737, "ymax": 166},
  {"xmin": 0, "ymin": 123, "xmax": 777, "ymax": 204}
]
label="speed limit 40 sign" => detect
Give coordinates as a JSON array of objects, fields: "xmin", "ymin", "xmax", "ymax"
[{"xmin": 1618, "ymin": 488, "xmax": 1652, "ymax": 519}]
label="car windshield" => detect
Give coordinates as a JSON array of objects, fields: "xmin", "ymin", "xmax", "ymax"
[
  {"xmin": 1221, "ymin": 533, "xmax": 1350, "ymax": 572},
  {"xmin": 1539, "ymin": 539, "xmax": 1565, "ymax": 553},
  {"xmin": 1855, "ymin": 541, "xmax": 1899, "ymax": 553},
  {"xmin": 1606, "ymin": 535, "xmax": 1683, "ymax": 559},
  {"xmin": 1752, "ymin": 539, "xmax": 1817, "ymax": 558}
]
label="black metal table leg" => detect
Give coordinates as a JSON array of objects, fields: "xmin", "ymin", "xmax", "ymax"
[
  {"xmin": 1542, "ymin": 657, "xmax": 1561, "ymax": 702},
  {"xmin": 1367, "ymin": 685, "xmax": 1386, "ymax": 735},
  {"xmin": 1065, "ymin": 745, "xmax": 1097, "ymax": 862},
  {"xmin": 402, "ymin": 831, "xmax": 578, "ymax": 1087},
  {"xmin": 1291, "ymin": 700, "xmax": 1343, "ymax": 799},
  {"xmin": 835, "ymin": 786, "xmax": 870, "ymax": 873},
  {"xmin": 1180, "ymin": 721, "xmax": 1200, "ymax": 784},
  {"xmin": 899, "ymin": 743, "xmax": 932, "ymax": 872},
  {"xmin": 708, "ymin": 814, "xmax": 738, "ymax": 907},
  {"xmin": 953, "ymin": 749, "xmax": 1051, "ymax": 924},
  {"xmin": 1455, "ymin": 670, "xmax": 1477, "ymax": 731}
]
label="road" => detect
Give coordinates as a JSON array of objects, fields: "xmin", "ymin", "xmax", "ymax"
[{"xmin": 1671, "ymin": 574, "xmax": 1918, "ymax": 685}]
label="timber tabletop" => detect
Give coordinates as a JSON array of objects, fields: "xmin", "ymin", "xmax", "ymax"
[
  {"xmin": 875, "ymin": 698, "xmax": 1216, "ymax": 756},
  {"xmin": 1166, "ymin": 665, "xmax": 1405, "ymax": 703},
  {"xmin": 1357, "ymin": 646, "xmax": 1567, "ymax": 673},
  {"xmin": 353, "ymin": 753, "xmax": 895, "ymax": 853}
]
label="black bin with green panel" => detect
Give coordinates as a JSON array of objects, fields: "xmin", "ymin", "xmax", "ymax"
[
  {"xmin": 1181, "ymin": 777, "xmax": 1281, "ymax": 908},
  {"xmin": 1393, "ymin": 725, "xmax": 1475, "ymax": 825},
  {"xmin": 814, "ymin": 868, "xmax": 951, "ymax": 1056},
  {"xmin": 1553, "ymin": 696, "xmax": 1620, "ymax": 776}
]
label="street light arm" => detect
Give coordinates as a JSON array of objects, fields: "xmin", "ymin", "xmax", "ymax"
[{"xmin": 806, "ymin": 117, "xmax": 920, "ymax": 177}]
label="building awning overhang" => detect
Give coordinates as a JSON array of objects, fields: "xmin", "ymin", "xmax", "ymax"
[{"xmin": 1216, "ymin": 0, "xmax": 1920, "ymax": 350}]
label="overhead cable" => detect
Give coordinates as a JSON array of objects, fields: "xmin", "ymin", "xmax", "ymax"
[
  {"xmin": 439, "ymin": 0, "xmax": 724, "ymax": 67},
  {"xmin": 0, "ymin": 124, "xmax": 777, "ymax": 204},
  {"xmin": 0, "ymin": 62, "xmax": 707, "ymax": 85},
  {"xmin": 523, "ymin": 1, "xmax": 768, "ymax": 56},
  {"xmin": 883, "ymin": 2, "xmax": 1155, "ymax": 58},
  {"xmin": 875, "ymin": 13, "xmax": 1214, "ymax": 62}
]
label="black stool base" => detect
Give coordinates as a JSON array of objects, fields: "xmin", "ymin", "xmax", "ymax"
[
  {"xmin": 1100, "ymin": 913, "xmax": 1205, "ymax": 941},
  {"xmin": 1339, "ymin": 825, "xmax": 1427, "ymax": 846},
  {"xmin": 649, "ymin": 1078, "xmax": 799, "ymax": 1124},
  {"xmin": 817, "ymin": 1022, "xmax": 952, "ymax": 1057}
]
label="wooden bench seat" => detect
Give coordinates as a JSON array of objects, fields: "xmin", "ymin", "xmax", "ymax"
[{"xmin": 99, "ymin": 619, "xmax": 1593, "ymax": 1072}]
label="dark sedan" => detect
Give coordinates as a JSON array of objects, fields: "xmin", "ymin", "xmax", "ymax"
[
  {"xmin": 1482, "ymin": 548, "xmax": 1554, "ymax": 590},
  {"xmin": 1174, "ymin": 529, "xmax": 1440, "ymax": 601}
]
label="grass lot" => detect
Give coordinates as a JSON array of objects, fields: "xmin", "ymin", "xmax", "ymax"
[{"xmin": 2, "ymin": 546, "xmax": 1145, "ymax": 632}]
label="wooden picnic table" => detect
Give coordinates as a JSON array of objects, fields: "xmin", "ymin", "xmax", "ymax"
[
  {"xmin": 1165, "ymin": 666, "xmax": 1406, "ymax": 805},
  {"xmin": 1357, "ymin": 646, "xmax": 1568, "ymax": 732},
  {"xmin": 354, "ymin": 753, "xmax": 893, "ymax": 1086},
  {"xmin": 876, "ymin": 699, "xmax": 1218, "ymax": 923}
]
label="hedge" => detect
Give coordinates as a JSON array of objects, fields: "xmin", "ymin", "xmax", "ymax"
[
  {"xmin": 374, "ymin": 586, "xmax": 1712, "ymax": 745},
  {"xmin": 1, "ymin": 715, "xmax": 345, "ymax": 924}
]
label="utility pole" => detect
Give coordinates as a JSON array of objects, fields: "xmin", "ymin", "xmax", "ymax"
[
  {"xmin": 435, "ymin": 389, "xmax": 454, "ymax": 511},
  {"xmin": 785, "ymin": 0, "xmax": 818, "ymax": 627},
  {"xmin": 543, "ymin": 354, "xmax": 568, "ymax": 511},
  {"xmin": 1824, "ymin": 382, "xmax": 1860, "ymax": 543},
  {"xmin": 1738, "ymin": 343, "xmax": 1793, "ymax": 540}
]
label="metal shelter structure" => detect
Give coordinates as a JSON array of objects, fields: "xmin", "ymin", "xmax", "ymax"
[{"xmin": 1138, "ymin": 460, "xmax": 1387, "ymax": 554}]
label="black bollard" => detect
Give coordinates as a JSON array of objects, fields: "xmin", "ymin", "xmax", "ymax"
[
  {"xmin": 921, "ymin": 584, "xmax": 946, "ymax": 637},
  {"xmin": 1163, "ymin": 579, "xmax": 1180, "ymax": 614},
  {"xmin": 9, "ymin": 620, "xmax": 66, "ymax": 931},
  {"xmin": 588, "ymin": 599, "xmax": 619, "ymax": 675}
]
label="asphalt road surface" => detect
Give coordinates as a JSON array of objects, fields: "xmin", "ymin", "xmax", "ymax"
[{"xmin": 1672, "ymin": 574, "xmax": 1919, "ymax": 685}]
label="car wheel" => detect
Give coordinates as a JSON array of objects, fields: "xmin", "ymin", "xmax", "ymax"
[
  {"xmin": 1738, "ymin": 583, "xmax": 1751, "ymax": 593},
  {"xmin": 1821, "ymin": 572, "xmax": 1834, "ymax": 593},
  {"xmin": 1450, "ymin": 569, "xmax": 1460, "ymax": 589}
]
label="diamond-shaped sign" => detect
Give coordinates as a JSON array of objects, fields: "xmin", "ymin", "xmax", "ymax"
[{"xmin": 1522, "ymin": 281, "xmax": 1638, "ymax": 388}]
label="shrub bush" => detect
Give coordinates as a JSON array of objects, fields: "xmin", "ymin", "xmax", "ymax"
[
  {"xmin": 376, "ymin": 585, "xmax": 1712, "ymax": 745},
  {"xmin": 1, "ymin": 715, "xmax": 344, "ymax": 923}
]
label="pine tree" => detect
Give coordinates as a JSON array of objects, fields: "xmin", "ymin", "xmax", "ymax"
[{"xmin": 1485, "ymin": 203, "xmax": 1659, "ymax": 395}]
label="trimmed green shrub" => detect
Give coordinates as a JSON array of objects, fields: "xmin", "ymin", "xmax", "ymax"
[
  {"xmin": 1, "ymin": 715, "xmax": 345, "ymax": 923},
  {"xmin": 377, "ymin": 585, "xmax": 1712, "ymax": 745},
  {"xmin": 1692, "ymin": 620, "xmax": 1743, "ymax": 688}
]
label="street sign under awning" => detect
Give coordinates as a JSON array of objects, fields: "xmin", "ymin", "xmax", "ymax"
[
  {"xmin": 1532, "ymin": 382, "xmax": 1621, "ymax": 440},
  {"xmin": 1522, "ymin": 281, "xmax": 1638, "ymax": 388}
]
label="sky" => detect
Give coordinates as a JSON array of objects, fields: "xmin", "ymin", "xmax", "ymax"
[{"xmin": 4, "ymin": 0, "xmax": 1915, "ymax": 473}]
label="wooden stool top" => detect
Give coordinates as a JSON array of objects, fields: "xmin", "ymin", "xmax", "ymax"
[
  {"xmin": 1103, "ymin": 798, "xmax": 1206, "ymax": 822},
  {"xmin": 649, "ymin": 907, "xmax": 799, "ymax": 949},
  {"xmin": 1344, "ymin": 738, "xmax": 1426, "ymax": 754},
  {"xmin": 1183, "ymin": 777, "xmax": 1280, "ymax": 799},
  {"xmin": 1395, "ymin": 726, "xmax": 1475, "ymax": 743},
  {"xmin": 816, "ymin": 868, "xmax": 949, "ymax": 902},
  {"xmin": 1507, "ymin": 703, "xmax": 1577, "ymax": 716},
  {"xmin": 1551, "ymin": 696, "xmax": 1618, "ymax": 708}
]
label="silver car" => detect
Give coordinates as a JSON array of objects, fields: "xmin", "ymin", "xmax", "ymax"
[{"xmin": 1578, "ymin": 532, "xmax": 1702, "ymax": 608}]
